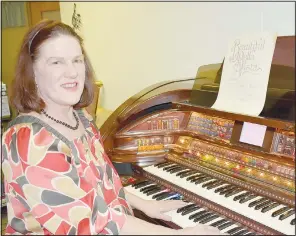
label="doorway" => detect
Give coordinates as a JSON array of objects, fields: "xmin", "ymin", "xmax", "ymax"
[{"xmin": 27, "ymin": 1, "xmax": 61, "ymax": 26}]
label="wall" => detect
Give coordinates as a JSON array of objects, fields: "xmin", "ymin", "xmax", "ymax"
[
  {"xmin": 59, "ymin": 2, "xmax": 295, "ymax": 112},
  {"xmin": 1, "ymin": 2, "xmax": 31, "ymax": 119},
  {"xmin": 2, "ymin": 27, "xmax": 29, "ymax": 87}
]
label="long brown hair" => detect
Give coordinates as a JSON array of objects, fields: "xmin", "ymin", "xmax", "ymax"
[{"xmin": 11, "ymin": 19, "xmax": 95, "ymax": 113}]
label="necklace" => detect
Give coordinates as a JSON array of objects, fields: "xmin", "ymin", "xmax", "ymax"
[{"xmin": 41, "ymin": 109, "xmax": 79, "ymax": 130}]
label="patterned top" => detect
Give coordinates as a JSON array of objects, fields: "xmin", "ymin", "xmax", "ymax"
[{"xmin": 1, "ymin": 109, "xmax": 133, "ymax": 235}]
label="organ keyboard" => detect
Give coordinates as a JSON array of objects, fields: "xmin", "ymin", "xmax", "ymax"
[{"xmin": 100, "ymin": 36, "xmax": 295, "ymax": 235}]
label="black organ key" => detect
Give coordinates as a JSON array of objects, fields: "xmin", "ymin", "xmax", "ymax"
[
  {"xmin": 227, "ymin": 227, "xmax": 244, "ymax": 234},
  {"xmin": 140, "ymin": 184, "xmax": 158, "ymax": 192},
  {"xmin": 210, "ymin": 219, "xmax": 228, "ymax": 227},
  {"xmin": 219, "ymin": 186, "xmax": 237, "ymax": 195},
  {"xmin": 261, "ymin": 202, "xmax": 280, "ymax": 213},
  {"xmin": 188, "ymin": 210, "xmax": 208, "ymax": 220},
  {"xmin": 239, "ymin": 194, "xmax": 257, "ymax": 204},
  {"xmin": 162, "ymin": 164, "xmax": 177, "ymax": 170},
  {"xmin": 177, "ymin": 204, "xmax": 196, "ymax": 213},
  {"xmin": 180, "ymin": 170, "xmax": 197, "ymax": 178},
  {"xmin": 291, "ymin": 219, "xmax": 295, "ymax": 225},
  {"xmin": 190, "ymin": 175, "xmax": 206, "ymax": 182},
  {"xmin": 199, "ymin": 214, "xmax": 220, "ymax": 224},
  {"xmin": 152, "ymin": 191, "xmax": 169, "ymax": 199},
  {"xmin": 155, "ymin": 192, "xmax": 182, "ymax": 201},
  {"xmin": 218, "ymin": 222, "xmax": 234, "ymax": 230},
  {"xmin": 207, "ymin": 181, "xmax": 224, "ymax": 190},
  {"xmin": 272, "ymin": 206, "xmax": 290, "ymax": 217},
  {"xmin": 193, "ymin": 176, "xmax": 208, "ymax": 183},
  {"xmin": 166, "ymin": 166, "xmax": 181, "ymax": 173},
  {"xmin": 169, "ymin": 167, "xmax": 185, "ymax": 173},
  {"xmin": 175, "ymin": 168, "xmax": 189, "ymax": 174},
  {"xmin": 176, "ymin": 169, "xmax": 192, "ymax": 176},
  {"xmin": 202, "ymin": 179, "xmax": 219, "ymax": 188},
  {"xmin": 225, "ymin": 188, "xmax": 244, "ymax": 198},
  {"xmin": 164, "ymin": 165, "xmax": 179, "ymax": 171},
  {"xmin": 254, "ymin": 200, "xmax": 274, "ymax": 210},
  {"xmin": 156, "ymin": 162, "xmax": 173, "ymax": 168},
  {"xmin": 155, "ymin": 192, "xmax": 174, "ymax": 200},
  {"xmin": 248, "ymin": 198, "xmax": 267, "ymax": 208},
  {"xmin": 192, "ymin": 175, "xmax": 207, "ymax": 181},
  {"xmin": 233, "ymin": 192, "xmax": 251, "ymax": 201},
  {"xmin": 186, "ymin": 174, "xmax": 203, "ymax": 181},
  {"xmin": 132, "ymin": 180, "xmax": 151, "ymax": 188},
  {"xmin": 154, "ymin": 161, "xmax": 168, "ymax": 167},
  {"xmin": 214, "ymin": 185, "xmax": 232, "ymax": 193},
  {"xmin": 145, "ymin": 187, "xmax": 163, "ymax": 196},
  {"xmin": 234, "ymin": 229, "xmax": 250, "ymax": 235},
  {"xmin": 142, "ymin": 186, "xmax": 160, "ymax": 194},
  {"xmin": 193, "ymin": 213, "xmax": 215, "ymax": 222},
  {"xmin": 181, "ymin": 206, "xmax": 201, "ymax": 215},
  {"xmin": 195, "ymin": 177, "xmax": 212, "ymax": 185},
  {"xmin": 279, "ymin": 209, "xmax": 295, "ymax": 220},
  {"xmin": 224, "ymin": 187, "xmax": 240, "ymax": 194},
  {"xmin": 163, "ymin": 165, "xmax": 180, "ymax": 171}
]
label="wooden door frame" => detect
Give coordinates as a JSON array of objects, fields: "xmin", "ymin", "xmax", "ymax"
[{"xmin": 27, "ymin": 1, "xmax": 60, "ymax": 26}]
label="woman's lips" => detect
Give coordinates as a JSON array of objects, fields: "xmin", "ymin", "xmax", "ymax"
[{"xmin": 61, "ymin": 82, "xmax": 78, "ymax": 91}]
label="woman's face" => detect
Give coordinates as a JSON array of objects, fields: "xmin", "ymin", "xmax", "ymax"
[{"xmin": 33, "ymin": 34, "xmax": 86, "ymax": 107}]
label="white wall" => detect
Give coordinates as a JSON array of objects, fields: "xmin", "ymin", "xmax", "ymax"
[{"xmin": 60, "ymin": 2, "xmax": 295, "ymax": 111}]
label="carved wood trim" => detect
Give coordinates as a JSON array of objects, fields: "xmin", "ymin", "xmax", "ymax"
[
  {"xmin": 168, "ymin": 155, "xmax": 295, "ymax": 206},
  {"xmin": 172, "ymin": 102, "xmax": 294, "ymax": 131}
]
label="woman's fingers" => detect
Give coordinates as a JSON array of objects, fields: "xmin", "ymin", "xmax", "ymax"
[{"xmin": 159, "ymin": 200, "xmax": 188, "ymax": 212}]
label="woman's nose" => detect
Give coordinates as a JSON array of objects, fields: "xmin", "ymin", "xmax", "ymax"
[{"xmin": 64, "ymin": 63, "xmax": 78, "ymax": 78}]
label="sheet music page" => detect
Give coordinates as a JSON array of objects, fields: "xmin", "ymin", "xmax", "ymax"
[
  {"xmin": 1, "ymin": 82, "xmax": 11, "ymax": 118},
  {"xmin": 212, "ymin": 32, "xmax": 277, "ymax": 116},
  {"xmin": 1, "ymin": 96, "xmax": 11, "ymax": 117}
]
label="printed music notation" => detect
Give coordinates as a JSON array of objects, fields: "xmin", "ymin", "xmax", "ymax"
[
  {"xmin": 229, "ymin": 38, "xmax": 264, "ymax": 77},
  {"xmin": 212, "ymin": 32, "xmax": 277, "ymax": 116}
]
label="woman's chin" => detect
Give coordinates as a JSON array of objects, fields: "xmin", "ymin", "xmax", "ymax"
[{"xmin": 56, "ymin": 98, "xmax": 82, "ymax": 107}]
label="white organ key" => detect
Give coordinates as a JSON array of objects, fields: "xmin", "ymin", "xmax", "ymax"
[
  {"xmin": 125, "ymin": 185, "xmax": 238, "ymax": 232},
  {"xmin": 143, "ymin": 164, "xmax": 295, "ymax": 235},
  {"xmin": 220, "ymin": 224, "xmax": 240, "ymax": 234}
]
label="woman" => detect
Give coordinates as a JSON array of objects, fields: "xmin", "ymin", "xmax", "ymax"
[{"xmin": 1, "ymin": 20, "xmax": 224, "ymax": 235}]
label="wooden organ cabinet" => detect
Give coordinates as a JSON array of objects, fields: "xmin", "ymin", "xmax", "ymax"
[{"xmin": 100, "ymin": 36, "xmax": 295, "ymax": 235}]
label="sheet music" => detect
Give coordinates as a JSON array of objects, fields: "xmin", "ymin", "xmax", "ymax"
[
  {"xmin": 1, "ymin": 95, "xmax": 11, "ymax": 118},
  {"xmin": 212, "ymin": 32, "xmax": 277, "ymax": 116},
  {"xmin": 1, "ymin": 83, "xmax": 11, "ymax": 118}
]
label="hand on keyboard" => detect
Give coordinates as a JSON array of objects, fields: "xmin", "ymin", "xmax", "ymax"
[
  {"xmin": 141, "ymin": 200, "xmax": 188, "ymax": 221},
  {"xmin": 177, "ymin": 224, "xmax": 228, "ymax": 235}
]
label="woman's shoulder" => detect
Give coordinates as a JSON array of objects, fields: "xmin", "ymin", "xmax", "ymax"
[
  {"xmin": 76, "ymin": 108, "xmax": 94, "ymax": 122},
  {"xmin": 3, "ymin": 113, "xmax": 49, "ymax": 141}
]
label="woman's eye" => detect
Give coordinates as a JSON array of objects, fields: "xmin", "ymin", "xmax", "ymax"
[
  {"xmin": 52, "ymin": 61, "xmax": 61, "ymax": 65},
  {"xmin": 74, "ymin": 59, "xmax": 83, "ymax": 63}
]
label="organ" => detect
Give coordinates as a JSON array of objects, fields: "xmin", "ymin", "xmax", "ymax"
[{"xmin": 100, "ymin": 36, "xmax": 295, "ymax": 235}]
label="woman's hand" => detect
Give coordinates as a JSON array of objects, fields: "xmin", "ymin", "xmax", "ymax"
[
  {"xmin": 140, "ymin": 199, "xmax": 188, "ymax": 221},
  {"xmin": 140, "ymin": 200, "xmax": 228, "ymax": 235},
  {"xmin": 177, "ymin": 224, "xmax": 228, "ymax": 235}
]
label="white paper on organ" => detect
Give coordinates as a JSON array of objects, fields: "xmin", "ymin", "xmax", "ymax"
[
  {"xmin": 212, "ymin": 32, "xmax": 277, "ymax": 116},
  {"xmin": 240, "ymin": 122, "xmax": 267, "ymax": 147}
]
